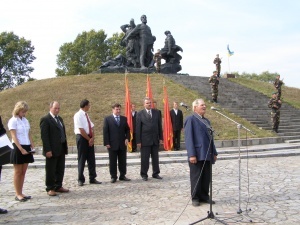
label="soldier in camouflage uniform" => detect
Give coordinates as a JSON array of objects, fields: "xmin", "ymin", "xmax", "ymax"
[
  {"xmin": 208, "ymin": 71, "xmax": 219, "ymax": 103},
  {"xmin": 268, "ymin": 92, "xmax": 282, "ymax": 133},
  {"xmin": 213, "ymin": 54, "xmax": 222, "ymax": 78},
  {"xmin": 153, "ymin": 49, "xmax": 162, "ymax": 73},
  {"xmin": 273, "ymin": 75, "xmax": 283, "ymax": 100}
]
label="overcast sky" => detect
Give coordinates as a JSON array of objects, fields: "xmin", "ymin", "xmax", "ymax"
[{"xmin": 1, "ymin": 0, "xmax": 299, "ymax": 88}]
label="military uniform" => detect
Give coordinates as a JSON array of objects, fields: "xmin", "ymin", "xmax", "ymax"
[
  {"xmin": 268, "ymin": 94, "xmax": 282, "ymax": 133},
  {"xmin": 153, "ymin": 51, "xmax": 162, "ymax": 73},
  {"xmin": 213, "ymin": 57, "xmax": 222, "ymax": 77},
  {"xmin": 274, "ymin": 78, "xmax": 283, "ymax": 99},
  {"xmin": 209, "ymin": 74, "xmax": 219, "ymax": 103}
]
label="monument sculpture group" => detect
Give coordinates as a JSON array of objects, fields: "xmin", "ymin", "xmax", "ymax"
[{"xmin": 99, "ymin": 15, "xmax": 183, "ymax": 74}]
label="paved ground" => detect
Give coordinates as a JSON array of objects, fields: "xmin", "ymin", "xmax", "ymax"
[{"xmin": 0, "ymin": 156, "xmax": 299, "ymax": 225}]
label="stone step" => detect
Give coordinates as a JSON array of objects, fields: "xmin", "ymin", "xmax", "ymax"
[
  {"xmin": 3, "ymin": 143, "xmax": 299, "ymax": 169},
  {"xmin": 285, "ymin": 139, "xmax": 300, "ymax": 143}
]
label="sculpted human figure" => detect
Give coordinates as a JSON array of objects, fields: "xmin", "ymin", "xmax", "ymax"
[
  {"xmin": 120, "ymin": 19, "xmax": 140, "ymax": 68},
  {"xmin": 124, "ymin": 15, "xmax": 155, "ymax": 68},
  {"xmin": 160, "ymin": 30, "xmax": 183, "ymax": 64}
]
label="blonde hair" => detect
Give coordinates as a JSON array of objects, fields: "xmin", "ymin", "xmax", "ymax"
[{"xmin": 12, "ymin": 101, "xmax": 29, "ymax": 116}]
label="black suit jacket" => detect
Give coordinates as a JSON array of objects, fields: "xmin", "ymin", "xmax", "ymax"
[
  {"xmin": 170, "ymin": 109, "xmax": 183, "ymax": 131},
  {"xmin": 103, "ymin": 115, "xmax": 130, "ymax": 151},
  {"xmin": 0, "ymin": 116, "xmax": 6, "ymax": 136},
  {"xmin": 40, "ymin": 113, "xmax": 68, "ymax": 157},
  {"xmin": 136, "ymin": 109, "xmax": 163, "ymax": 146}
]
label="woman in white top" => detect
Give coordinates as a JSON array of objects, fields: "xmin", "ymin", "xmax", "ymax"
[{"xmin": 8, "ymin": 101, "xmax": 34, "ymax": 202}]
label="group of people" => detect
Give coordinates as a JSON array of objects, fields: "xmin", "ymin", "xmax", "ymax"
[
  {"xmin": 268, "ymin": 75, "xmax": 284, "ymax": 133},
  {"xmin": 1, "ymin": 96, "xmax": 216, "ymax": 211}
]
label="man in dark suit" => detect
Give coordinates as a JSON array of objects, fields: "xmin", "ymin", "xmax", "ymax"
[
  {"xmin": 103, "ymin": 103, "xmax": 131, "ymax": 183},
  {"xmin": 170, "ymin": 102, "xmax": 183, "ymax": 150},
  {"xmin": 0, "ymin": 115, "xmax": 9, "ymax": 214},
  {"xmin": 40, "ymin": 101, "xmax": 69, "ymax": 196},
  {"xmin": 136, "ymin": 97, "xmax": 163, "ymax": 181},
  {"xmin": 131, "ymin": 104, "xmax": 137, "ymax": 152},
  {"xmin": 184, "ymin": 99, "xmax": 218, "ymax": 207}
]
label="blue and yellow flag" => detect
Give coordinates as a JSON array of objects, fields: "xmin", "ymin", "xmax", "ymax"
[{"xmin": 227, "ymin": 44, "xmax": 234, "ymax": 57}]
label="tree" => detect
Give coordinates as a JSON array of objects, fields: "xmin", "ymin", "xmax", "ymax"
[
  {"xmin": 234, "ymin": 71, "xmax": 280, "ymax": 83},
  {"xmin": 105, "ymin": 32, "xmax": 125, "ymax": 58},
  {"xmin": 0, "ymin": 32, "xmax": 36, "ymax": 91},
  {"xmin": 55, "ymin": 30, "xmax": 125, "ymax": 76}
]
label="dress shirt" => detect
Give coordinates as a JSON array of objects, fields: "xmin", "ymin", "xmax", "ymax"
[
  {"xmin": 8, "ymin": 116, "xmax": 31, "ymax": 145},
  {"xmin": 74, "ymin": 109, "xmax": 94, "ymax": 135},
  {"xmin": 173, "ymin": 109, "xmax": 178, "ymax": 115}
]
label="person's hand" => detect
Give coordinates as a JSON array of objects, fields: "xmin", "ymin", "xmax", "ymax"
[
  {"xmin": 137, "ymin": 143, "xmax": 141, "ymax": 149},
  {"xmin": 89, "ymin": 137, "xmax": 94, "ymax": 147},
  {"xmin": 106, "ymin": 145, "xmax": 111, "ymax": 149},
  {"xmin": 189, "ymin": 156, "xmax": 197, "ymax": 164},
  {"xmin": 46, "ymin": 151, "xmax": 52, "ymax": 158},
  {"xmin": 159, "ymin": 140, "xmax": 163, "ymax": 145},
  {"xmin": 214, "ymin": 155, "xmax": 217, "ymax": 162},
  {"xmin": 21, "ymin": 148, "xmax": 29, "ymax": 155},
  {"xmin": 125, "ymin": 139, "xmax": 128, "ymax": 146}
]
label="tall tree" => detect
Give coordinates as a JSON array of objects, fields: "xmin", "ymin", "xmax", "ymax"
[
  {"xmin": 105, "ymin": 32, "xmax": 125, "ymax": 58},
  {"xmin": 56, "ymin": 30, "xmax": 125, "ymax": 76},
  {"xmin": 0, "ymin": 32, "xmax": 36, "ymax": 91}
]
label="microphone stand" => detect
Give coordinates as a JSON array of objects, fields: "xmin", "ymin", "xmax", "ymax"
[{"xmin": 212, "ymin": 109, "xmax": 255, "ymax": 220}]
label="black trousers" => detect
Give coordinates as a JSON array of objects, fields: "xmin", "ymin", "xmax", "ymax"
[
  {"xmin": 132, "ymin": 132, "xmax": 137, "ymax": 151},
  {"xmin": 45, "ymin": 151, "xmax": 65, "ymax": 192},
  {"xmin": 140, "ymin": 145, "xmax": 160, "ymax": 178},
  {"xmin": 189, "ymin": 161, "xmax": 211, "ymax": 201},
  {"xmin": 108, "ymin": 148, "xmax": 127, "ymax": 179},
  {"xmin": 76, "ymin": 135, "xmax": 97, "ymax": 183},
  {"xmin": 173, "ymin": 130, "xmax": 181, "ymax": 150}
]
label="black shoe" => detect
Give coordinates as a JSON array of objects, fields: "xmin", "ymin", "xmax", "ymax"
[
  {"xmin": 142, "ymin": 177, "xmax": 148, "ymax": 181},
  {"xmin": 192, "ymin": 201, "xmax": 200, "ymax": 207},
  {"xmin": 200, "ymin": 199, "xmax": 215, "ymax": 204},
  {"xmin": 152, "ymin": 175, "xmax": 163, "ymax": 179},
  {"xmin": 111, "ymin": 178, "xmax": 117, "ymax": 183},
  {"xmin": 24, "ymin": 196, "xmax": 32, "ymax": 200},
  {"xmin": 15, "ymin": 196, "xmax": 27, "ymax": 202},
  {"xmin": 78, "ymin": 181, "xmax": 84, "ymax": 186},
  {"xmin": 0, "ymin": 208, "xmax": 8, "ymax": 214},
  {"xmin": 90, "ymin": 179, "xmax": 102, "ymax": 184},
  {"xmin": 119, "ymin": 176, "xmax": 131, "ymax": 181}
]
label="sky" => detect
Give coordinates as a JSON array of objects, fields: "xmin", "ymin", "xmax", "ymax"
[{"xmin": 1, "ymin": 0, "xmax": 300, "ymax": 88}]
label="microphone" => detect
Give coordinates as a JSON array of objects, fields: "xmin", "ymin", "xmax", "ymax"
[
  {"xmin": 211, "ymin": 106, "xmax": 220, "ymax": 111},
  {"xmin": 180, "ymin": 102, "xmax": 189, "ymax": 109}
]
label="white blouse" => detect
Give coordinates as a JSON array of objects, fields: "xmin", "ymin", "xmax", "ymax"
[{"xmin": 8, "ymin": 116, "xmax": 31, "ymax": 145}]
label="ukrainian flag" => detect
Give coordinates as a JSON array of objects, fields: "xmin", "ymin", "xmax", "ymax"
[{"xmin": 227, "ymin": 44, "xmax": 234, "ymax": 56}]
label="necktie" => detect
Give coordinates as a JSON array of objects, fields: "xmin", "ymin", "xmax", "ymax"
[
  {"xmin": 116, "ymin": 116, "xmax": 120, "ymax": 126},
  {"xmin": 147, "ymin": 110, "xmax": 152, "ymax": 118},
  {"xmin": 55, "ymin": 116, "xmax": 66, "ymax": 143},
  {"xmin": 85, "ymin": 113, "xmax": 93, "ymax": 138}
]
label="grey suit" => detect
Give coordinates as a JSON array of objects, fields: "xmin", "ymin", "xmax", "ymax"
[{"xmin": 136, "ymin": 109, "xmax": 163, "ymax": 178}]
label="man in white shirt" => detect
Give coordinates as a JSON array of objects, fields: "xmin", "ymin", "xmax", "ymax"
[{"xmin": 74, "ymin": 99, "xmax": 101, "ymax": 186}]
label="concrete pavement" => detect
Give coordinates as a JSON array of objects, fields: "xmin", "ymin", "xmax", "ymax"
[{"xmin": 0, "ymin": 154, "xmax": 299, "ymax": 224}]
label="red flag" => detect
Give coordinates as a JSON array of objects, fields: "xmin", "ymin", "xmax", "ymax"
[
  {"xmin": 163, "ymin": 85, "xmax": 173, "ymax": 151},
  {"xmin": 146, "ymin": 75, "xmax": 154, "ymax": 108},
  {"xmin": 125, "ymin": 75, "xmax": 133, "ymax": 152}
]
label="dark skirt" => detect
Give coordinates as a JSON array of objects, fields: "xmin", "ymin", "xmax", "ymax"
[{"xmin": 10, "ymin": 144, "xmax": 34, "ymax": 164}]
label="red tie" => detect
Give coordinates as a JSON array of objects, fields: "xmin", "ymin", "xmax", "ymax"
[{"xmin": 85, "ymin": 113, "xmax": 93, "ymax": 138}]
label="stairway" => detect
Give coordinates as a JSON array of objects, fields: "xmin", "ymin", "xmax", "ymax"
[{"xmin": 164, "ymin": 74, "xmax": 300, "ymax": 142}]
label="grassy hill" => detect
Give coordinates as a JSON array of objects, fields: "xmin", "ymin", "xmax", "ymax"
[
  {"xmin": 0, "ymin": 73, "xmax": 277, "ymax": 146},
  {"xmin": 230, "ymin": 78, "xmax": 300, "ymax": 109}
]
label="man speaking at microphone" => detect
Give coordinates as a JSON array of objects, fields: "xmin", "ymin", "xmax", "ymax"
[{"xmin": 184, "ymin": 99, "xmax": 218, "ymax": 207}]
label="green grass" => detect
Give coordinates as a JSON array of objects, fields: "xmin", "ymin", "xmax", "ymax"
[
  {"xmin": 0, "ymin": 73, "xmax": 277, "ymax": 146},
  {"xmin": 230, "ymin": 78, "xmax": 300, "ymax": 109}
]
